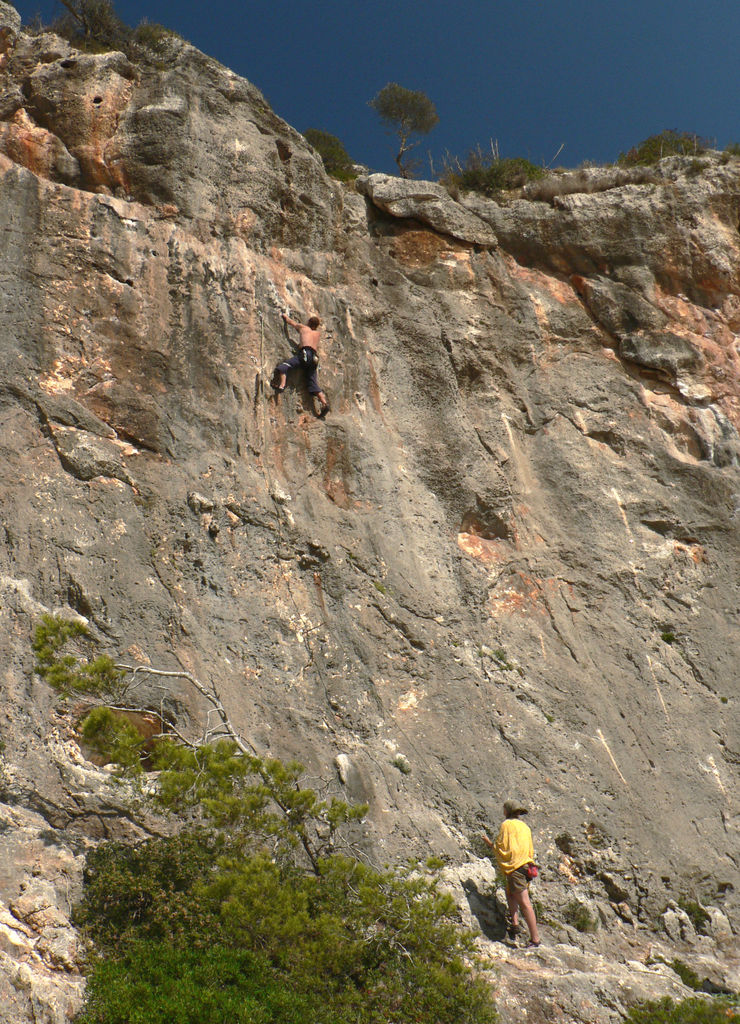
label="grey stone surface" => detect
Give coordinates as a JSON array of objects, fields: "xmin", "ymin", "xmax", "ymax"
[
  {"xmin": 0, "ymin": 3, "xmax": 20, "ymax": 56},
  {"xmin": 358, "ymin": 172, "xmax": 498, "ymax": 246},
  {"xmin": 0, "ymin": 27, "xmax": 738, "ymax": 1023}
]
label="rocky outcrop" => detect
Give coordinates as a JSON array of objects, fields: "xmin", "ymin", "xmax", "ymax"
[
  {"xmin": 0, "ymin": 16, "xmax": 738, "ymax": 1022},
  {"xmin": 0, "ymin": 2, "xmax": 20, "ymax": 65},
  {"xmin": 357, "ymin": 172, "xmax": 498, "ymax": 247}
]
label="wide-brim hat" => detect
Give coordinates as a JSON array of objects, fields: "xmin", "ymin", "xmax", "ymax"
[{"xmin": 503, "ymin": 800, "xmax": 528, "ymax": 817}]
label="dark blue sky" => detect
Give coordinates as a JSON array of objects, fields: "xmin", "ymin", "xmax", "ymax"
[{"xmin": 13, "ymin": 0, "xmax": 740, "ymax": 175}]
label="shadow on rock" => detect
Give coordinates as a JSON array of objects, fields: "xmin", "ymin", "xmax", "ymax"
[{"xmin": 461, "ymin": 878, "xmax": 506, "ymax": 942}]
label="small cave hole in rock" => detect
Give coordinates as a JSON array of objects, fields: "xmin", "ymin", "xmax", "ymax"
[
  {"xmin": 60, "ymin": 59, "xmax": 76, "ymax": 69},
  {"xmin": 92, "ymin": 96, "xmax": 103, "ymax": 106},
  {"xmin": 275, "ymin": 140, "xmax": 291, "ymax": 163},
  {"xmin": 459, "ymin": 510, "xmax": 510, "ymax": 541},
  {"xmin": 66, "ymin": 579, "xmax": 93, "ymax": 617}
]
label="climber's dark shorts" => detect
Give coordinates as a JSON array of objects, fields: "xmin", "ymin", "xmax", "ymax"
[
  {"xmin": 505, "ymin": 867, "xmax": 529, "ymax": 894},
  {"xmin": 275, "ymin": 347, "xmax": 320, "ymax": 394}
]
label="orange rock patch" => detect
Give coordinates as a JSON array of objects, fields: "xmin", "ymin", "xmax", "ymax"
[
  {"xmin": 457, "ymin": 532, "xmax": 509, "ymax": 564},
  {"xmin": 390, "ymin": 229, "xmax": 459, "ymax": 267},
  {"xmin": 488, "ymin": 572, "xmax": 557, "ymax": 617}
]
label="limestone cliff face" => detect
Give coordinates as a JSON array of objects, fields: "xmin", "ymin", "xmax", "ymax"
[{"xmin": 0, "ymin": 15, "xmax": 738, "ymax": 1023}]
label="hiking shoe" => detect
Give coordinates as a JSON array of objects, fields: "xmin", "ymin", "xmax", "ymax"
[
  {"xmin": 524, "ymin": 940, "xmax": 541, "ymax": 949},
  {"xmin": 506, "ymin": 925, "xmax": 520, "ymax": 941}
]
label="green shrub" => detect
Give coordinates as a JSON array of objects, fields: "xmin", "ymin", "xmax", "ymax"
[
  {"xmin": 73, "ymin": 830, "xmax": 223, "ymax": 947},
  {"xmin": 443, "ymin": 149, "xmax": 545, "ymax": 196},
  {"xmin": 33, "ymin": 615, "xmax": 124, "ymax": 700},
  {"xmin": 624, "ymin": 996, "xmax": 740, "ymax": 1024},
  {"xmin": 563, "ymin": 899, "xmax": 599, "ymax": 933},
  {"xmin": 79, "ymin": 707, "xmax": 147, "ymax": 772},
  {"xmin": 41, "ymin": 1, "xmax": 182, "ymax": 61},
  {"xmin": 446, "ymin": 149, "xmax": 544, "ymax": 196},
  {"xmin": 76, "ymin": 941, "xmax": 339, "ymax": 1024},
  {"xmin": 37, "ymin": 619, "xmax": 498, "ymax": 1024},
  {"xmin": 724, "ymin": 142, "xmax": 740, "ymax": 157},
  {"xmin": 75, "ymin": 836, "xmax": 497, "ymax": 1024},
  {"xmin": 303, "ymin": 129, "xmax": 356, "ymax": 181},
  {"xmin": 130, "ymin": 19, "xmax": 181, "ymax": 54},
  {"xmin": 668, "ymin": 959, "xmax": 704, "ymax": 991},
  {"xmin": 618, "ymin": 131, "xmax": 707, "ymax": 166},
  {"xmin": 50, "ymin": 0, "xmax": 131, "ymax": 51},
  {"xmin": 677, "ymin": 897, "xmax": 711, "ymax": 934}
]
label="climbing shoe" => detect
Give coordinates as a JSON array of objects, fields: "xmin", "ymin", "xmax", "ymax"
[{"xmin": 318, "ymin": 404, "xmax": 330, "ymax": 418}]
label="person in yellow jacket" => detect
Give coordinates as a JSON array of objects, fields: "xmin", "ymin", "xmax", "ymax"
[{"xmin": 482, "ymin": 800, "xmax": 541, "ymax": 947}]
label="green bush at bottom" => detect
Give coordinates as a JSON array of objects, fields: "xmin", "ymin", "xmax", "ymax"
[{"xmin": 76, "ymin": 941, "xmax": 340, "ymax": 1024}]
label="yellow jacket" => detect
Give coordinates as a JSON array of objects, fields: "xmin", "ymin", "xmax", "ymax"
[{"xmin": 493, "ymin": 818, "xmax": 534, "ymax": 874}]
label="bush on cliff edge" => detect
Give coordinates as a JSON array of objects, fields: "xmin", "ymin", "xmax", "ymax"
[
  {"xmin": 442, "ymin": 144, "xmax": 545, "ymax": 196},
  {"xmin": 303, "ymin": 128, "xmax": 356, "ymax": 181}
]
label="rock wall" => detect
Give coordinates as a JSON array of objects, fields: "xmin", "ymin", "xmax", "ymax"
[{"xmin": 0, "ymin": 15, "xmax": 738, "ymax": 1022}]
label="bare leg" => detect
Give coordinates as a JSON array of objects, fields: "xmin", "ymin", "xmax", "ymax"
[
  {"xmin": 514, "ymin": 889, "xmax": 540, "ymax": 944},
  {"xmin": 506, "ymin": 888, "xmax": 520, "ymax": 932}
]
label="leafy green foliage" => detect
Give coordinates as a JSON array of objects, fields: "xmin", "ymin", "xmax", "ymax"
[
  {"xmin": 33, "ymin": 615, "xmax": 124, "ymax": 699},
  {"xmin": 150, "ymin": 740, "xmax": 368, "ymax": 871},
  {"xmin": 52, "ymin": 0, "xmax": 129, "ymax": 50},
  {"xmin": 618, "ymin": 131, "xmax": 707, "ymax": 166},
  {"xmin": 75, "ymin": 834, "xmax": 497, "ymax": 1024},
  {"xmin": 44, "ymin": 0, "xmax": 182, "ymax": 60},
  {"xmin": 492, "ymin": 648, "xmax": 515, "ymax": 671},
  {"xmin": 624, "ymin": 997, "xmax": 739, "ymax": 1024},
  {"xmin": 79, "ymin": 707, "xmax": 148, "ymax": 772},
  {"xmin": 303, "ymin": 129, "xmax": 356, "ymax": 181},
  {"xmin": 677, "ymin": 897, "xmax": 711, "ymax": 935},
  {"xmin": 74, "ymin": 830, "xmax": 223, "ymax": 947},
  {"xmin": 368, "ymin": 82, "xmax": 439, "ymax": 178},
  {"xmin": 443, "ymin": 149, "xmax": 545, "ymax": 196},
  {"xmin": 563, "ymin": 899, "xmax": 599, "ymax": 933},
  {"xmin": 448, "ymin": 153, "xmax": 548, "ymax": 195},
  {"xmin": 33, "ymin": 619, "xmax": 497, "ymax": 1024},
  {"xmin": 130, "ymin": 19, "xmax": 181, "ymax": 54},
  {"xmin": 76, "ymin": 941, "xmax": 339, "ymax": 1024}
]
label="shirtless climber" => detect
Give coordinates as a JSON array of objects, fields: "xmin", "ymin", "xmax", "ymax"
[{"xmin": 271, "ymin": 312, "xmax": 330, "ymax": 418}]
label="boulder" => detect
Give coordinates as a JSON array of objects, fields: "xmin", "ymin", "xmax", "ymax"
[
  {"xmin": 357, "ymin": 173, "xmax": 498, "ymax": 247},
  {"xmin": 0, "ymin": 2, "xmax": 20, "ymax": 61}
]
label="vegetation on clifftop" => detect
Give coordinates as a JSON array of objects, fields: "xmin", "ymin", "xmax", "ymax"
[
  {"xmin": 35, "ymin": 0, "xmax": 182, "ymax": 59},
  {"xmin": 303, "ymin": 128, "xmax": 357, "ymax": 181},
  {"xmin": 368, "ymin": 82, "xmax": 439, "ymax": 178}
]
